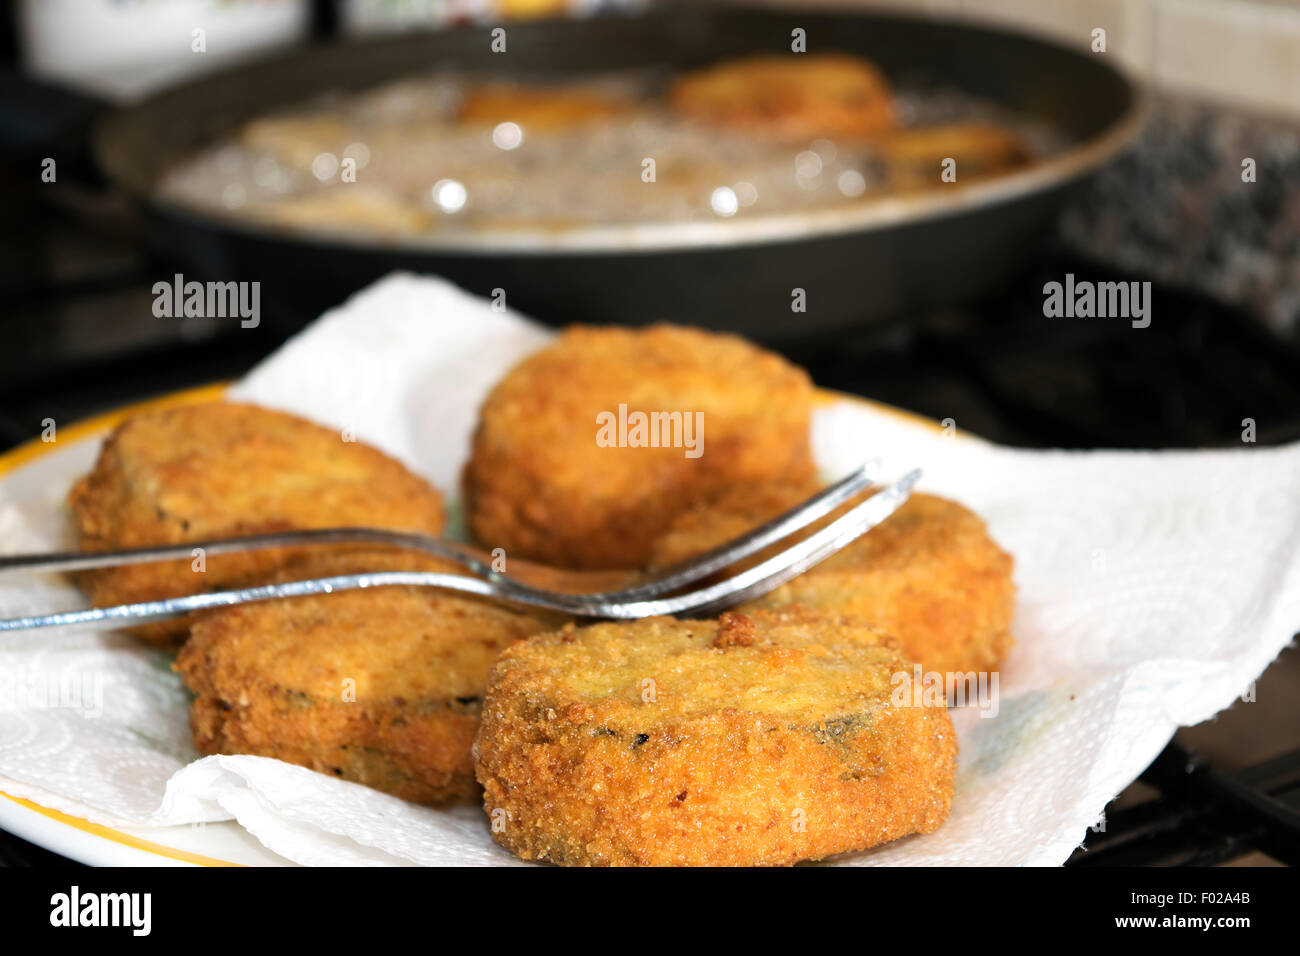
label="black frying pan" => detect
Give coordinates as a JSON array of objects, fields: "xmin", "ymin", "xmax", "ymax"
[{"xmin": 91, "ymin": 6, "xmax": 1143, "ymax": 341}]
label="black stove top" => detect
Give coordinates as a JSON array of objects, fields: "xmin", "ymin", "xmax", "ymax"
[
  {"xmin": 1, "ymin": 170, "xmax": 1298, "ymax": 867},
  {"xmin": 783, "ymin": 257, "xmax": 1300, "ymax": 450}
]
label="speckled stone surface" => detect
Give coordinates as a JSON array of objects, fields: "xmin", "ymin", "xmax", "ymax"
[{"xmin": 1060, "ymin": 93, "xmax": 1300, "ymax": 334}]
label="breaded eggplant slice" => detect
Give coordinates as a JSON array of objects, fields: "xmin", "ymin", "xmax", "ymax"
[
  {"xmin": 463, "ymin": 324, "xmax": 814, "ymax": 570},
  {"xmin": 67, "ymin": 401, "xmax": 445, "ymax": 645},
  {"xmin": 669, "ymin": 53, "xmax": 897, "ymax": 142},
  {"xmin": 649, "ymin": 483, "xmax": 1015, "ymax": 675},
  {"xmin": 876, "ymin": 122, "xmax": 1032, "ymax": 187},
  {"xmin": 457, "ymin": 84, "xmax": 635, "ymax": 131},
  {"xmin": 177, "ymin": 550, "xmax": 552, "ymax": 804},
  {"xmin": 476, "ymin": 607, "xmax": 956, "ymax": 866}
]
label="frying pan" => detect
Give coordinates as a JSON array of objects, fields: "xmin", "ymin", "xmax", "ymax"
[{"xmin": 91, "ymin": 6, "xmax": 1144, "ymax": 341}]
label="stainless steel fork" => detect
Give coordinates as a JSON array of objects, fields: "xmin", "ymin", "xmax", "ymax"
[{"xmin": 0, "ymin": 461, "xmax": 920, "ymax": 631}]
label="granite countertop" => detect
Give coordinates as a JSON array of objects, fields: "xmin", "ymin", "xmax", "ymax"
[{"xmin": 1060, "ymin": 93, "xmax": 1300, "ymax": 334}]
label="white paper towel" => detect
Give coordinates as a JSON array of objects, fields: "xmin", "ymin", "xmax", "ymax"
[{"xmin": 0, "ymin": 272, "xmax": 1296, "ymax": 866}]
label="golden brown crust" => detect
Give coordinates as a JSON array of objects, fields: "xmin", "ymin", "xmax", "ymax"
[
  {"xmin": 457, "ymin": 84, "xmax": 635, "ymax": 131},
  {"xmin": 877, "ymin": 122, "xmax": 1031, "ymax": 186},
  {"xmin": 648, "ymin": 483, "xmax": 1016, "ymax": 675},
  {"xmin": 462, "ymin": 324, "xmax": 815, "ymax": 570},
  {"xmin": 177, "ymin": 549, "xmax": 552, "ymax": 804},
  {"xmin": 475, "ymin": 607, "xmax": 956, "ymax": 866},
  {"xmin": 67, "ymin": 401, "xmax": 446, "ymax": 645},
  {"xmin": 669, "ymin": 53, "xmax": 898, "ymax": 142}
]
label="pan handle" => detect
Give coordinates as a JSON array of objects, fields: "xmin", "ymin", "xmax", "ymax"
[{"xmin": 0, "ymin": 69, "xmax": 109, "ymax": 185}]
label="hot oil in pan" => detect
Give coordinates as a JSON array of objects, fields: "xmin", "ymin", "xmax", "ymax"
[{"xmin": 155, "ymin": 64, "xmax": 1072, "ymax": 241}]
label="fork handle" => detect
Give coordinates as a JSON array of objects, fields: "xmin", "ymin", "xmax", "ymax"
[
  {"xmin": 0, "ymin": 528, "xmax": 489, "ymax": 576},
  {"xmin": 0, "ymin": 571, "xmax": 504, "ymax": 632}
]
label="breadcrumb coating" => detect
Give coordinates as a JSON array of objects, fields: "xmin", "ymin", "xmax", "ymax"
[
  {"xmin": 68, "ymin": 401, "xmax": 445, "ymax": 645},
  {"xmin": 457, "ymin": 84, "xmax": 635, "ymax": 130},
  {"xmin": 669, "ymin": 53, "xmax": 898, "ymax": 142},
  {"xmin": 463, "ymin": 324, "xmax": 814, "ymax": 570},
  {"xmin": 475, "ymin": 606, "xmax": 956, "ymax": 866},
  {"xmin": 178, "ymin": 550, "xmax": 551, "ymax": 804},
  {"xmin": 649, "ymin": 482, "xmax": 1015, "ymax": 675}
]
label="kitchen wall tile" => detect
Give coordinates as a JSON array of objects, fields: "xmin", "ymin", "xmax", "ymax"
[{"xmin": 1155, "ymin": 0, "xmax": 1300, "ymax": 118}]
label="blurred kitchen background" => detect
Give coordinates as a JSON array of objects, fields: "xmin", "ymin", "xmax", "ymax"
[{"xmin": 0, "ymin": 0, "xmax": 1297, "ymax": 865}]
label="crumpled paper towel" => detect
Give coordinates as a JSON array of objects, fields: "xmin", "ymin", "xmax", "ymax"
[{"xmin": 1, "ymin": 272, "xmax": 1297, "ymax": 866}]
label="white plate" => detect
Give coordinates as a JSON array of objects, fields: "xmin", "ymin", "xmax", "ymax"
[{"xmin": 0, "ymin": 782, "xmax": 290, "ymax": 866}]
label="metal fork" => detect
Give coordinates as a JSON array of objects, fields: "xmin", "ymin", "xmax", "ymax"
[{"xmin": 0, "ymin": 462, "xmax": 920, "ymax": 631}]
